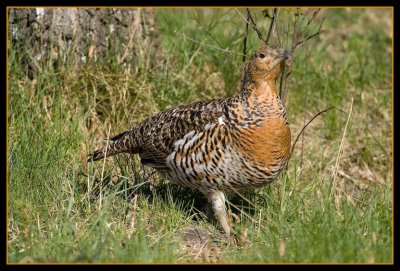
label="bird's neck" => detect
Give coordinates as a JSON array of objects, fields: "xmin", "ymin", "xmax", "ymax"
[
  {"xmin": 224, "ymin": 77, "xmax": 287, "ymax": 128},
  {"xmin": 239, "ymin": 78, "xmax": 281, "ymax": 108}
]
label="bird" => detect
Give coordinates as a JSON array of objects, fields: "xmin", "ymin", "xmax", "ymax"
[{"xmin": 88, "ymin": 44, "xmax": 292, "ymax": 236}]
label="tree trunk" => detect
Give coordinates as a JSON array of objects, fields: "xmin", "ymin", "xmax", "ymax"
[{"xmin": 9, "ymin": 8, "xmax": 162, "ymax": 78}]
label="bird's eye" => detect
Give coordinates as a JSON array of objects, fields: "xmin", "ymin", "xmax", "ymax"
[{"xmin": 258, "ymin": 53, "xmax": 266, "ymax": 59}]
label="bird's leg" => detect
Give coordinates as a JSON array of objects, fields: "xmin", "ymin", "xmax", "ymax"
[{"xmin": 208, "ymin": 190, "xmax": 231, "ymax": 236}]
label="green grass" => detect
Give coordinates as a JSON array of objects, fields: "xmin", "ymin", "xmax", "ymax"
[{"xmin": 8, "ymin": 8, "xmax": 392, "ymax": 263}]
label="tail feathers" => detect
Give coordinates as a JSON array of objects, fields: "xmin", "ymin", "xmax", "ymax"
[
  {"xmin": 110, "ymin": 130, "xmax": 130, "ymax": 141},
  {"xmin": 88, "ymin": 130, "xmax": 138, "ymax": 162},
  {"xmin": 87, "ymin": 143, "xmax": 123, "ymax": 162},
  {"xmin": 87, "ymin": 148, "xmax": 108, "ymax": 162}
]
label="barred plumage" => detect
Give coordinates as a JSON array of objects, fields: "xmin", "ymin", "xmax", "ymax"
[{"xmin": 88, "ymin": 45, "xmax": 292, "ymax": 236}]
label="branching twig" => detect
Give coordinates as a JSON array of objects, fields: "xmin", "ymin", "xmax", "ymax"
[
  {"xmin": 280, "ymin": 9, "xmax": 300, "ymax": 105},
  {"xmin": 280, "ymin": 8, "xmax": 328, "ymax": 106},
  {"xmin": 266, "ymin": 8, "xmax": 278, "ymax": 44},
  {"xmin": 235, "ymin": 8, "xmax": 267, "ymax": 44},
  {"xmin": 291, "ymin": 11, "xmax": 327, "ymax": 57},
  {"xmin": 287, "ymin": 106, "xmax": 347, "ymax": 166},
  {"xmin": 306, "ymin": 8, "xmax": 321, "ymax": 26},
  {"xmin": 174, "ymin": 31, "xmax": 245, "ymax": 56},
  {"xmin": 292, "ymin": 29, "xmax": 327, "ymax": 55},
  {"xmin": 247, "ymin": 9, "xmax": 267, "ymax": 44},
  {"xmin": 290, "ymin": 9, "xmax": 301, "ymax": 56}
]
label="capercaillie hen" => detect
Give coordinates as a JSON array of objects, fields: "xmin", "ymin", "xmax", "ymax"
[{"xmin": 88, "ymin": 45, "xmax": 291, "ymax": 236}]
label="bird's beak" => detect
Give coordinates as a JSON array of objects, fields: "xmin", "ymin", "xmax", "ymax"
[{"xmin": 282, "ymin": 50, "xmax": 291, "ymax": 60}]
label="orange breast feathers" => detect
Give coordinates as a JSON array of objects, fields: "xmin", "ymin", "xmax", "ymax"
[{"xmin": 238, "ymin": 118, "xmax": 291, "ymax": 167}]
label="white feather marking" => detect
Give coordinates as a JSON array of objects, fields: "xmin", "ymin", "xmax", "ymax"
[
  {"xmin": 218, "ymin": 116, "xmax": 225, "ymax": 125},
  {"xmin": 173, "ymin": 139, "xmax": 184, "ymax": 148}
]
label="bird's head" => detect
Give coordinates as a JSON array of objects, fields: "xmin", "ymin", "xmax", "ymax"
[{"xmin": 245, "ymin": 45, "xmax": 291, "ymax": 82}]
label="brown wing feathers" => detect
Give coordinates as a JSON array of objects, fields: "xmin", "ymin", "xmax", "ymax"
[{"xmin": 88, "ymin": 100, "xmax": 224, "ymax": 164}]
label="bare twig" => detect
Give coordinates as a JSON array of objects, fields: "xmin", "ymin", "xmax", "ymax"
[
  {"xmin": 280, "ymin": 8, "xmax": 328, "ymax": 106},
  {"xmin": 287, "ymin": 106, "xmax": 347, "ymax": 166},
  {"xmin": 293, "ymin": 29, "xmax": 327, "ymax": 54},
  {"xmin": 266, "ymin": 8, "xmax": 278, "ymax": 43},
  {"xmin": 276, "ymin": 26, "xmax": 282, "ymax": 47},
  {"xmin": 306, "ymin": 8, "xmax": 321, "ymax": 26},
  {"xmin": 247, "ymin": 9, "xmax": 267, "ymax": 44},
  {"xmin": 290, "ymin": 9, "xmax": 301, "ymax": 56},
  {"xmin": 280, "ymin": 70, "xmax": 290, "ymax": 105},
  {"xmin": 285, "ymin": 9, "xmax": 300, "ymax": 102},
  {"xmin": 174, "ymin": 31, "xmax": 245, "ymax": 56},
  {"xmin": 278, "ymin": 65, "xmax": 287, "ymax": 101},
  {"xmin": 279, "ymin": 9, "xmax": 300, "ymax": 105},
  {"xmin": 235, "ymin": 8, "xmax": 267, "ymax": 44},
  {"xmin": 242, "ymin": 9, "xmax": 250, "ymax": 62},
  {"xmin": 292, "ymin": 11, "xmax": 327, "ymax": 56}
]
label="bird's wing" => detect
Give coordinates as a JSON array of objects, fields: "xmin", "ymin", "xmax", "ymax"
[
  {"xmin": 135, "ymin": 99, "xmax": 226, "ymax": 169},
  {"xmin": 165, "ymin": 121, "xmax": 232, "ymax": 185}
]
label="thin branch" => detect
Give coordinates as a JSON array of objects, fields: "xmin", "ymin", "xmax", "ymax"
[
  {"xmin": 280, "ymin": 8, "xmax": 300, "ymax": 105},
  {"xmin": 290, "ymin": 8, "xmax": 301, "ymax": 55},
  {"xmin": 293, "ymin": 29, "xmax": 327, "ymax": 54},
  {"xmin": 306, "ymin": 8, "xmax": 321, "ymax": 26},
  {"xmin": 278, "ymin": 65, "xmax": 286, "ymax": 98},
  {"xmin": 287, "ymin": 107, "xmax": 347, "ymax": 165},
  {"xmin": 242, "ymin": 10, "xmax": 250, "ymax": 62},
  {"xmin": 266, "ymin": 8, "xmax": 278, "ymax": 44},
  {"xmin": 304, "ymin": 29, "xmax": 327, "ymax": 43},
  {"xmin": 174, "ymin": 31, "xmax": 245, "ymax": 56},
  {"xmin": 292, "ymin": 11, "xmax": 328, "ymax": 56},
  {"xmin": 247, "ymin": 9, "xmax": 267, "ymax": 44},
  {"xmin": 235, "ymin": 8, "xmax": 267, "ymax": 44},
  {"xmin": 276, "ymin": 23, "xmax": 282, "ymax": 47},
  {"xmin": 281, "ymin": 9, "xmax": 327, "ymax": 106}
]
